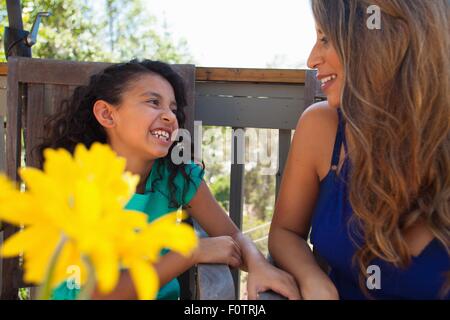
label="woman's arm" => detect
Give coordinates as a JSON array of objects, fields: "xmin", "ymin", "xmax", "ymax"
[{"xmin": 268, "ymin": 102, "xmax": 339, "ymax": 300}]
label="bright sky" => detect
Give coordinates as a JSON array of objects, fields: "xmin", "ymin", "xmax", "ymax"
[{"xmin": 146, "ymin": 0, "xmax": 317, "ymax": 68}]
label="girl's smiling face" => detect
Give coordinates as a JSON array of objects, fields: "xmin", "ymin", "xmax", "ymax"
[
  {"xmin": 307, "ymin": 25, "xmax": 344, "ymax": 108},
  {"xmin": 105, "ymin": 73, "xmax": 179, "ymax": 162}
]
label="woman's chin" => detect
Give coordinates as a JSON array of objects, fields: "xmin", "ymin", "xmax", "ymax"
[{"xmin": 326, "ymin": 96, "xmax": 341, "ymax": 109}]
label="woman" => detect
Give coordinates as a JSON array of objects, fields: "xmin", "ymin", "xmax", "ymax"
[{"xmin": 269, "ymin": 0, "xmax": 449, "ymax": 299}]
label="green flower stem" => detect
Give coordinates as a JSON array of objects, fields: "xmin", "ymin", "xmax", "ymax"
[
  {"xmin": 37, "ymin": 234, "xmax": 67, "ymax": 300},
  {"xmin": 76, "ymin": 256, "xmax": 96, "ymax": 300}
]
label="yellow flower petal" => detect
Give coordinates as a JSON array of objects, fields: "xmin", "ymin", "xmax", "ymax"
[
  {"xmin": 0, "ymin": 226, "xmax": 58, "ymax": 257},
  {"xmin": 142, "ymin": 213, "xmax": 198, "ymax": 257},
  {"xmin": 51, "ymin": 241, "xmax": 87, "ymax": 288},
  {"xmin": 22, "ymin": 232, "xmax": 61, "ymax": 284},
  {"xmin": 73, "ymin": 179, "xmax": 102, "ymax": 226},
  {"xmin": 90, "ymin": 243, "xmax": 120, "ymax": 294},
  {"xmin": 129, "ymin": 260, "xmax": 159, "ymax": 300}
]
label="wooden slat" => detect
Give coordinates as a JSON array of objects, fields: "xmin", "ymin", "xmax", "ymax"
[
  {"xmin": 173, "ymin": 65, "xmax": 196, "ymax": 136},
  {"xmin": 1, "ymin": 63, "xmax": 309, "ymax": 84},
  {"xmin": 229, "ymin": 127, "xmax": 245, "ymax": 299},
  {"xmin": 12, "ymin": 57, "xmax": 111, "ymax": 86},
  {"xmin": 6, "ymin": 59, "xmax": 21, "ymax": 182},
  {"xmin": 0, "ymin": 76, "xmax": 6, "ymax": 117},
  {"xmin": 44, "ymin": 84, "xmax": 71, "ymax": 115},
  {"xmin": 193, "ymin": 220, "xmax": 235, "ymax": 300},
  {"xmin": 0, "ymin": 117, "xmax": 4, "ymax": 172},
  {"xmin": 0, "ymin": 64, "xmax": 7, "ymax": 76},
  {"xmin": 26, "ymin": 84, "xmax": 45, "ymax": 169},
  {"xmin": 196, "ymin": 67, "xmax": 306, "ymax": 84},
  {"xmin": 196, "ymin": 82, "xmax": 305, "ymax": 99},
  {"xmin": 196, "ymin": 264, "xmax": 235, "ymax": 300},
  {"xmin": 1, "ymin": 57, "xmax": 22, "ymax": 300},
  {"xmin": 275, "ymin": 129, "xmax": 292, "ymax": 200},
  {"xmin": 196, "ymin": 95, "xmax": 306, "ymax": 130}
]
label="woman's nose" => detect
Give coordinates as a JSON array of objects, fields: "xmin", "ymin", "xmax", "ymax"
[{"xmin": 307, "ymin": 43, "xmax": 322, "ymax": 69}]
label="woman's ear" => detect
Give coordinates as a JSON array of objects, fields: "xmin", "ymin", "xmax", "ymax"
[{"xmin": 93, "ymin": 100, "xmax": 115, "ymax": 128}]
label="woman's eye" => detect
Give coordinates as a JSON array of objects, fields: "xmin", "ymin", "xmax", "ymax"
[{"xmin": 320, "ymin": 36, "xmax": 329, "ymax": 44}]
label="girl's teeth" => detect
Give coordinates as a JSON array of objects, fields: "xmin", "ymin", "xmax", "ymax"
[{"xmin": 151, "ymin": 130, "xmax": 170, "ymax": 141}]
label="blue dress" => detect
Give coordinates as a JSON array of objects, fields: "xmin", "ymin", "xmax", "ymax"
[{"xmin": 310, "ymin": 108, "xmax": 450, "ymax": 300}]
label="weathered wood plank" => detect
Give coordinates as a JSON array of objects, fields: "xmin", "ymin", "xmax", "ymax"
[
  {"xmin": 275, "ymin": 129, "xmax": 292, "ymax": 199},
  {"xmin": 25, "ymin": 84, "xmax": 45, "ymax": 169},
  {"xmin": 196, "ymin": 95, "xmax": 306, "ymax": 130},
  {"xmin": 173, "ymin": 65, "xmax": 196, "ymax": 136},
  {"xmin": 44, "ymin": 84, "xmax": 70, "ymax": 116},
  {"xmin": 196, "ymin": 264, "xmax": 236, "ymax": 300},
  {"xmin": 0, "ymin": 116, "xmax": 5, "ymax": 172},
  {"xmin": 192, "ymin": 220, "xmax": 235, "ymax": 300},
  {"xmin": 0, "ymin": 64, "xmax": 7, "ymax": 76},
  {"xmin": 1, "ymin": 63, "xmax": 308, "ymax": 84},
  {"xmin": 196, "ymin": 82, "xmax": 305, "ymax": 99},
  {"xmin": 13, "ymin": 57, "xmax": 111, "ymax": 86},
  {"xmin": 196, "ymin": 67, "xmax": 306, "ymax": 84},
  {"xmin": 1, "ymin": 57, "xmax": 22, "ymax": 300},
  {"xmin": 0, "ymin": 76, "xmax": 6, "ymax": 117},
  {"xmin": 229, "ymin": 127, "xmax": 245, "ymax": 298}
]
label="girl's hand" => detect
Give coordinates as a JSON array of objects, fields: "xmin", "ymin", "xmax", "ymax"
[
  {"xmin": 192, "ymin": 236, "xmax": 243, "ymax": 268},
  {"xmin": 298, "ymin": 270, "xmax": 339, "ymax": 300},
  {"xmin": 246, "ymin": 261, "xmax": 301, "ymax": 300}
]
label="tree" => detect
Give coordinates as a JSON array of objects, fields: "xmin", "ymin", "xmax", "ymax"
[
  {"xmin": 0, "ymin": 0, "xmax": 193, "ymax": 63},
  {"xmin": 102, "ymin": 0, "xmax": 193, "ymax": 63}
]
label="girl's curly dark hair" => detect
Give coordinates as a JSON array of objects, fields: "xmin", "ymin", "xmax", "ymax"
[{"xmin": 36, "ymin": 59, "xmax": 203, "ymax": 209}]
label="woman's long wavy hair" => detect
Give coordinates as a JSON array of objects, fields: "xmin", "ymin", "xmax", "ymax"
[
  {"xmin": 37, "ymin": 59, "xmax": 202, "ymax": 209},
  {"xmin": 311, "ymin": 0, "xmax": 450, "ymax": 297}
]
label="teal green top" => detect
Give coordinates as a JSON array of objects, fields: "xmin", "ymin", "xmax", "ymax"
[{"xmin": 51, "ymin": 159, "xmax": 204, "ymax": 300}]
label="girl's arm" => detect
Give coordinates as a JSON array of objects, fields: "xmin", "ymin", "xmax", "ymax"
[
  {"xmin": 268, "ymin": 103, "xmax": 339, "ymax": 300},
  {"xmin": 91, "ymin": 235, "xmax": 241, "ymax": 299}
]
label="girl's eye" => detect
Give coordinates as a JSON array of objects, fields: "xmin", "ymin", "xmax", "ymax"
[
  {"xmin": 320, "ymin": 36, "xmax": 329, "ymax": 44},
  {"xmin": 147, "ymin": 99, "xmax": 159, "ymax": 106}
]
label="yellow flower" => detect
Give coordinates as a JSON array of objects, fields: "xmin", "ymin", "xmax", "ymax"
[
  {"xmin": 119, "ymin": 212, "xmax": 199, "ymax": 299},
  {"xmin": 0, "ymin": 143, "xmax": 198, "ymax": 299}
]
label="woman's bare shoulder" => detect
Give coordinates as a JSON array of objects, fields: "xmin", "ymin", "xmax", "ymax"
[
  {"xmin": 298, "ymin": 101, "xmax": 338, "ymax": 127},
  {"xmin": 293, "ymin": 101, "xmax": 340, "ymax": 179}
]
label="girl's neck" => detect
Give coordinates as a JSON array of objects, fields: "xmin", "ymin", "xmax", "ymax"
[
  {"xmin": 114, "ymin": 151, "xmax": 155, "ymax": 194},
  {"xmin": 108, "ymin": 140, "xmax": 156, "ymax": 193}
]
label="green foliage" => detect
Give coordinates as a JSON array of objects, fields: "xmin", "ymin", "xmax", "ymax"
[
  {"xmin": 18, "ymin": 287, "xmax": 30, "ymax": 300},
  {"xmin": 209, "ymin": 174, "xmax": 230, "ymax": 211},
  {"xmin": 0, "ymin": 0, "xmax": 193, "ymax": 63},
  {"xmin": 244, "ymin": 165, "xmax": 275, "ymax": 221}
]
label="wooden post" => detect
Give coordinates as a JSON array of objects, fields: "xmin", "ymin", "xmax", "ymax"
[
  {"xmin": 229, "ymin": 126, "xmax": 245, "ymax": 298},
  {"xmin": 275, "ymin": 129, "xmax": 291, "ymax": 200}
]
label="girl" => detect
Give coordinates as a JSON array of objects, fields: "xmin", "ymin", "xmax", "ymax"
[
  {"xmin": 269, "ymin": 0, "xmax": 449, "ymax": 299},
  {"xmin": 38, "ymin": 59, "xmax": 300, "ymax": 300}
]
